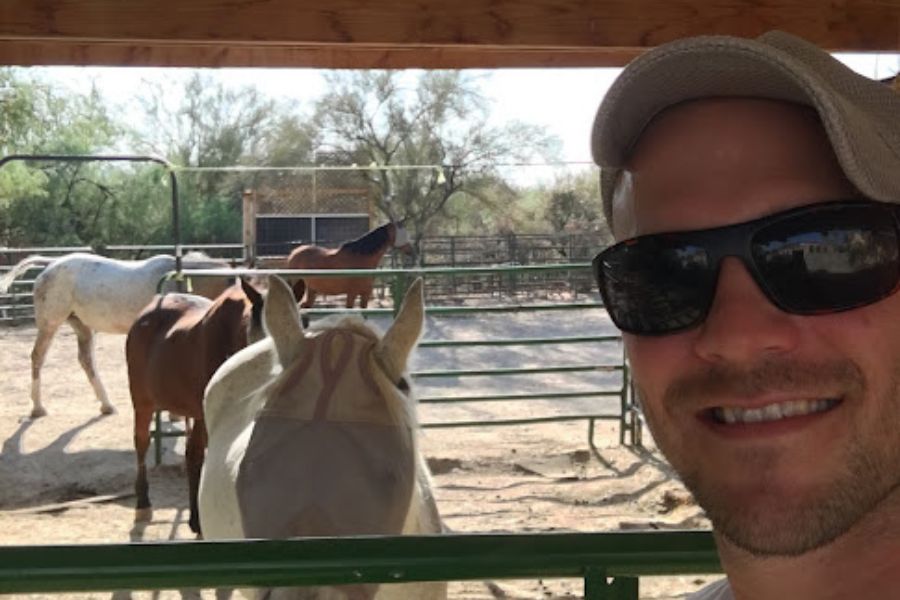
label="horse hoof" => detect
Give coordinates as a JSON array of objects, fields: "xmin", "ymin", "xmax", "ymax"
[
  {"xmin": 30, "ymin": 407, "xmax": 47, "ymax": 419},
  {"xmin": 100, "ymin": 404, "xmax": 116, "ymax": 416},
  {"xmin": 135, "ymin": 507, "xmax": 153, "ymax": 522}
]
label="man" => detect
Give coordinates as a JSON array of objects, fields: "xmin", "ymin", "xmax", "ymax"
[{"xmin": 591, "ymin": 31, "xmax": 900, "ymax": 599}]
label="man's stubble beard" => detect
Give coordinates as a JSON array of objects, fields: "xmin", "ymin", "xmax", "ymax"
[{"xmin": 638, "ymin": 357, "xmax": 900, "ymax": 557}]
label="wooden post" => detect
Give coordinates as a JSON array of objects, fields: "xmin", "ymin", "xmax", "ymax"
[{"xmin": 242, "ymin": 189, "xmax": 257, "ymax": 266}]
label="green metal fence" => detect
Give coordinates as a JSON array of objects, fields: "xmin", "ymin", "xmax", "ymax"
[
  {"xmin": 0, "ymin": 531, "xmax": 721, "ymax": 599},
  {"xmin": 154, "ymin": 265, "xmax": 642, "ymax": 462}
]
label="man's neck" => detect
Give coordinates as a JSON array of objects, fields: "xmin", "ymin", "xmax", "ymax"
[{"xmin": 716, "ymin": 491, "xmax": 900, "ymax": 600}]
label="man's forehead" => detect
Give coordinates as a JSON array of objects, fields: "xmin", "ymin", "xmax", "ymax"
[{"xmin": 609, "ymin": 98, "xmax": 851, "ymax": 239}]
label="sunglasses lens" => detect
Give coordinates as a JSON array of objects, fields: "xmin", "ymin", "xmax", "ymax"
[
  {"xmin": 753, "ymin": 204, "xmax": 900, "ymax": 312},
  {"xmin": 596, "ymin": 237, "xmax": 716, "ymax": 334}
]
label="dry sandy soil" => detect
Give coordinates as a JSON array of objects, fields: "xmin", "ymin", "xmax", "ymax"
[{"xmin": 0, "ymin": 305, "xmax": 719, "ymax": 599}]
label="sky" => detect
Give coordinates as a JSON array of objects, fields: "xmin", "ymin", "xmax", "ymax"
[{"xmin": 21, "ymin": 52, "xmax": 900, "ymax": 167}]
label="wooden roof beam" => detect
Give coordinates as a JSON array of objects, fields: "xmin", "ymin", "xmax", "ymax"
[{"xmin": 1, "ymin": 0, "xmax": 898, "ymax": 68}]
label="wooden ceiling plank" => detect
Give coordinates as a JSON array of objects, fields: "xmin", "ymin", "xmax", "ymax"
[{"xmin": 1, "ymin": 0, "xmax": 898, "ymax": 67}]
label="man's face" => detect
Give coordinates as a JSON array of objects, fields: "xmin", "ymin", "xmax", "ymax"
[{"xmin": 614, "ymin": 98, "xmax": 900, "ymax": 556}]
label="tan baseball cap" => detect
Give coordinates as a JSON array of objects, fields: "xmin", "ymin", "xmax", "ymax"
[{"xmin": 592, "ymin": 31, "xmax": 900, "ymax": 224}]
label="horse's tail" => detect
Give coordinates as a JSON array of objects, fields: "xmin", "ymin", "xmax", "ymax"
[{"xmin": 0, "ymin": 255, "xmax": 56, "ymax": 294}]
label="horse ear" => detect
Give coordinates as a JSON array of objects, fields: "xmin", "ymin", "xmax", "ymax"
[
  {"xmin": 240, "ymin": 277, "xmax": 264, "ymax": 308},
  {"xmin": 378, "ymin": 278, "xmax": 425, "ymax": 379},
  {"xmin": 263, "ymin": 275, "xmax": 305, "ymax": 366}
]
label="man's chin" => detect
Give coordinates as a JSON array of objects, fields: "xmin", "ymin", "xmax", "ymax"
[
  {"xmin": 714, "ymin": 515, "xmax": 842, "ymax": 557},
  {"xmin": 697, "ymin": 487, "xmax": 864, "ymax": 557}
]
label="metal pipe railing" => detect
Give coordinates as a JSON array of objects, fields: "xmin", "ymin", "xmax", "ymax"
[
  {"xmin": 0, "ymin": 531, "xmax": 720, "ymax": 598},
  {"xmin": 150, "ymin": 264, "xmax": 639, "ymax": 450}
]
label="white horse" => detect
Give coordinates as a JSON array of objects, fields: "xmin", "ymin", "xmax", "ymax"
[
  {"xmin": 199, "ymin": 275, "xmax": 446, "ymax": 600},
  {"xmin": 0, "ymin": 251, "xmax": 233, "ymax": 418}
]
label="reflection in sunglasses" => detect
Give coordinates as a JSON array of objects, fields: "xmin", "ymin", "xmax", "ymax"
[{"xmin": 593, "ymin": 200, "xmax": 900, "ymax": 335}]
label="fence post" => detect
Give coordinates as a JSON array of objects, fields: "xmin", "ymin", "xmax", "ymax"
[
  {"xmin": 568, "ymin": 233, "xmax": 577, "ymax": 299},
  {"xmin": 449, "ymin": 237, "xmax": 458, "ymax": 296},
  {"xmin": 507, "ymin": 232, "xmax": 518, "ymax": 297},
  {"xmin": 390, "ymin": 271, "xmax": 411, "ymax": 318},
  {"xmin": 242, "ymin": 189, "xmax": 257, "ymax": 267}
]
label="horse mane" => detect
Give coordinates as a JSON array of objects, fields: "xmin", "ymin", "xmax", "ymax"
[{"xmin": 339, "ymin": 223, "xmax": 393, "ymax": 256}]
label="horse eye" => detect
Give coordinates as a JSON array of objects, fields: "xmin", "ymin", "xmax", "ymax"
[{"xmin": 397, "ymin": 377, "xmax": 410, "ymax": 394}]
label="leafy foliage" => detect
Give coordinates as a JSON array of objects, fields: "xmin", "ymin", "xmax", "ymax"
[
  {"xmin": 313, "ymin": 71, "xmax": 561, "ymax": 253},
  {"xmin": 133, "ymin": 74, "xmax": 318, "ymax": 243},
  {"xmin": 0, "ymin": 69, "xmax": 120, "ymax": 246}
]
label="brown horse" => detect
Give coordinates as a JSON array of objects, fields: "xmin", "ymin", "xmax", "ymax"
[
  {"xmin": 125, "ymin": 278, "xmax": 265, "ymax": 535},
  {"xmin": 287, "ymin": 221, "xmax": 413, "ymax": 310}
]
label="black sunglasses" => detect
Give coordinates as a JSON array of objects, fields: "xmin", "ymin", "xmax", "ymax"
[{"xmin": 592, "ymin": 200, "xmax": 900, "ymax": 336}]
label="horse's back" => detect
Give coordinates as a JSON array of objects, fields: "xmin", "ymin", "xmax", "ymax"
[
  {"xmin": 131, "ymin": 293, "xmax": 212, "ymax": 339},
  {"xmin": 126, "ymin": 293, "xmax": 214, "ymax": 415},
  {"xmin": 178, "ymin": 253, "xmax": 236, "ymax": 299},
  {"xmin": 287, "ymin": 245, "xmax": 379, "ymax": 297},
  {"xmin": 45, "ymin": 254, "xmax": 177, "ymax": 333},
  {"xmin": 286, "ymin": 244, "xmax": 332, "ymax": 268},
  {"xmin": 128, "ymin": 280, "xmax": 262, "ymax": 419}
]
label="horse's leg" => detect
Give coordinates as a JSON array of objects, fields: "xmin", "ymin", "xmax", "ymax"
[
  {"xmin": 300, "ymin": 287, "xmax": 316, "ymax": 309},
  {"xmin": 133, "ymin": 403, "xmax": 154, "ymax": 523},
  {"xmin": 291, "ymin": 278, "xmax": 306, "ymax": 303},
  {"xmin": 185, "ymin": 418, "xmax": 207, "ymax": 536},
  {"xmin": 68, "ymin": 315, "xmax": 115, "ymax": 415},
  {"xmin": 182, "ymin": 417, "xmax": 194, "ymax": 471},
  {"xmin": 29, "ymin": 323, "xmax": 61, "ymax": 418}
]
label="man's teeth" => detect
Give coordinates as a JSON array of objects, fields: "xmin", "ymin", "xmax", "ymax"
[{"xmin": 713, "ymin": 399, "xmax": 839, "ymax": 425}]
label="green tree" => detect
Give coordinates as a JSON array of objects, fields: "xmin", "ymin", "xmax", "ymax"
[
  {"xmin": 539, "ymin": 169, "xmax": 612, "ymax": 260},
  {"xmin": 313, "ymin": 70, "xmax": 560, "ymax": 253},
  {"xmin": 541, "ymin": 170, "xmax": 608, "ymax": 236},
  {"xmin": 0, "ymin": 69, "xmax": 121, "ymax": 246},
  {"xmin": 133, "ymin": 74, "xmax": 318, "ymax": 244}
]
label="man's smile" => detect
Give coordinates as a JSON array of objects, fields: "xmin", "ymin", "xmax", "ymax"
[{"xmin": 707, "ymin": 397, "xmax": 842, "ymax": 425}]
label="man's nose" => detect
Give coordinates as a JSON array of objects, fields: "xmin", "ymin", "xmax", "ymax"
[{"xmin": 692, "ymin": 257, "xmax": 801, "ymax": 364}]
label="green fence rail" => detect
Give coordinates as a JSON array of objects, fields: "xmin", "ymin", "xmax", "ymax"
[{"xmin": 0, "ymin": 531, "xmax": 721, "ymax": 599}]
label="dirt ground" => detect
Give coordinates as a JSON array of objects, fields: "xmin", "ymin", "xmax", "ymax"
[{"xmin": 0, "ymin": 307, "xmax": 719, "ymax": 600}]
